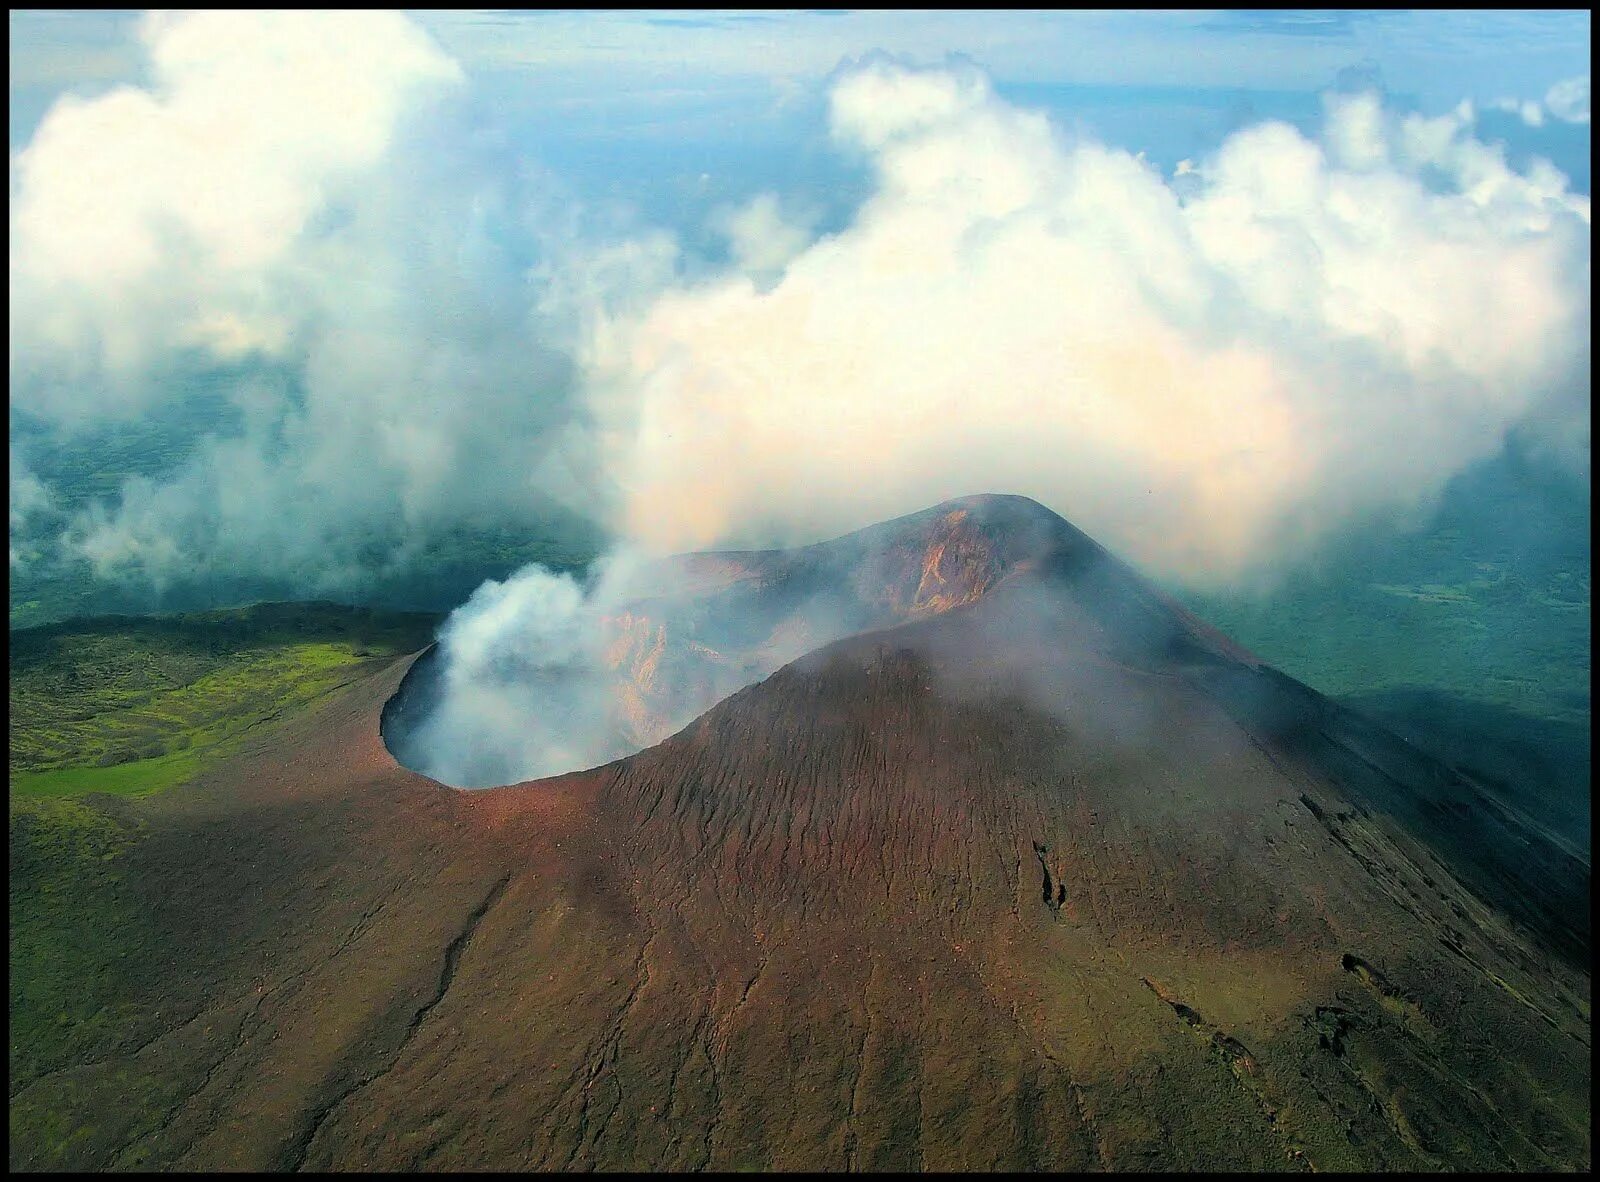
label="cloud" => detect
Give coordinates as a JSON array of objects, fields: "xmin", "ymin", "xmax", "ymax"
[
  {"xmin": 8, "ymin": 446, "xmax": 54, "ymax": 569},
  {"xmin": 10, "ymin": 11, "xmax": 461, "ymax": 394},
  {"xmin": 7, "ymin": 40, "xmax": 1590, "ymax": 608},
  {"xmin": 582, "ymin": 63, "xmax": 1589, "ymax": 586},
  {"xmin": 1486, "ymin": 75, "xmax": 1589, "ymax": 128},
  {"xmin": 1489, "ymin": 97, "xmax": 1545, "ymax": 128},
  {"xmin": 8, "ymin": 11, "xmax": 665, "ymax": 593},
  {"xmin": 397, "ymin": 63, "xmax": 1590, "ymax": 786},
  {"xmin": 1544, "ymin": 75, "xmax": 1590, "ymax": 125},
  {"xmin": 716, "ymin": 193, "xmax": 815, "ymax": 278},
  {"xmin": 20, "ymin": 35, "xmax": 1561, "ymax": 785}
]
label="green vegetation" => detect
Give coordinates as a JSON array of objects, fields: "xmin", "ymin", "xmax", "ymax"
[
  {"xmin": 9, "ymin": 602, "xmax": 440, "ymax": 799},
  {"xmin": 11, "ymin": 382, "xmax": 604, "ymax": 630},
  {"xmin": 1172, "ymin": 468, "xmax": 1590, "ymax": 851},
  {"xmin": 1181, "ymin": 555, "xmax": 1589, "ymax": 850},
  {"xmin": 1172, "ymin": 441, "xmax": 1590, "ymax": 730},
  {"xmin": 1176, "ymin": 456, "xmax": 1589, "ymax": 731},
  {"xmin": 9, "ymin": 794, "xmax": 197, "ymax": 1169},
  {"xmin": 1186, "ymin": 565, "xmax": 1589, "ymax": 726},
  {"xmin": 9, "ymin": 796, "xmax": 149, "ymax": 1084},
  {"xmin": 9, "ymin": 753, "xmax": 207, "ymax": 801},
  {"xmin": 12, "ymin": 379, "xmax": 243, "ymax": 516},
  {"xmin": 1339, "ymin": 688, "xmax": 1592, "ymax": 850},
  {"xmin": 8, "ymin": 519, "xmax": 601, "ymax": 632}
]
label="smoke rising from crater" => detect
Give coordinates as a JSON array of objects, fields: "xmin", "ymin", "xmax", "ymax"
[
  {"xmin": 404, "ymin": 60, "xmax": 1588, "ymax": 786},
  {"xmin": 391, "ymin": 537, "xmax": 893, "ymax": 787},
  {"xmin": 391, "ymin": 550, "xmax": 748, "ymax": 788},
  {"xmin": 389, "ymin": 557, "xmax": 633, "ymax": 787}
]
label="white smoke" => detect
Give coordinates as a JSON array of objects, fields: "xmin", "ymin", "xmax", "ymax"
[
  {"xmin": 393, "ymin": 545, "xmax": 832, "ymax": 786},
  {"xmin": 396, "ymin": 562, "xmax": 619, "ymax": 787}
]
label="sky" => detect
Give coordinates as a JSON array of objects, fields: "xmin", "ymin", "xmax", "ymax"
[
  {"xmin": 12, "ymin": 11, "xmax": 1593, "ymax": 206},
  {"xmin": 7, "ymin": 9, "xmax": 1592, "ymax": 613}
]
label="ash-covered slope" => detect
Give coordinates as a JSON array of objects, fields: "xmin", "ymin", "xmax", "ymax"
[{"xmin": 13, "ymin": 496, "xmax": 1589, "ymax": 1172}]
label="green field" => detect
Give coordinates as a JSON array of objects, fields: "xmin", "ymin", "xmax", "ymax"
[
  {"xmin": 1183, "ymin": 565, "xmax": 1590, "ymax": 727},
  {"xmin": 11, "ymin": 387, "xmax": 603, "ymax": 630},
  {"xmin": 1170, "ymin": 484, "xmax": 1591, "ymax": 852},
  {"xmin": 8, "ymin": 602, "xmax": 441, "ymax": 799},
  {"xmin": 9, "ymin": 795, "xmax": 150, "ymax": 1088},
  {"xmin": 7, "ymin": 518, "xmax": 601, "ymax": 633},
  {"xmin": 1174, "ymin": 448, "xmax": 1590, "ymax": 731}
]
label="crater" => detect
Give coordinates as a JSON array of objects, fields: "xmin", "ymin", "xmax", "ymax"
[{"xmin": 381, "ymin": 496, "xmax": 1069, "ymax": 788}]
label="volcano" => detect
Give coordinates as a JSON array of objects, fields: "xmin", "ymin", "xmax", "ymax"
[{"xmin": 12, "ymin": 495, "xmax": 1589, "ymax": 1172}]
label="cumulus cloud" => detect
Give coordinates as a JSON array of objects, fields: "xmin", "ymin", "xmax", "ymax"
[
  {"xmin": 7, "ymin": 37, "xmax": 1591, "ymax": 616},
  {"xmin": 1544, "ymin": 75, "xmax": 1590, "ymax": 125},
  {"xmin": 9, "ymin": 19, "xmax": 1589, "ymax": 787},
  {"xmin": 1488, "ymin": 74, "xmax": 1589, "ymax": 128},
  {"xmin": 9, "ymin": 446, "xmax": 55, "ymax": 569},
  {"xmin": 584, "ymin": 60, "xmax": 1589, "ymax": 585},
  {"xmin": 10, "ymin": 10, "xmax": 461, "ymax": 393},
  {"xmin": 9, "ymin": 10, "xmax": 658, "ymax": 593},
  {"xmin": 1489, "ymin": 97, "xmax": 1545, "ymax": 128},
  {"xmin": 716, "ymin": 193, "xmax": 815, "ymax": 279}
]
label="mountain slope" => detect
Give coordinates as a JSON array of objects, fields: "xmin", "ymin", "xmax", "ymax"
[{"xmin": 9, "ymin": 496, "xmax": 1589, "ymax": 1171}]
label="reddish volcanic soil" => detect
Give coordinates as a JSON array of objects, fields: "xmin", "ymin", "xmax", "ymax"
[{"xmin": 10, "ymin": 496, "xmax": 1590, "ymax": 1171}]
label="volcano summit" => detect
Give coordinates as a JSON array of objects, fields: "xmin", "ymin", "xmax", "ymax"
[{"xmin": 11, "ymin": 495, "xmax": 1590, "ymax": 1172}]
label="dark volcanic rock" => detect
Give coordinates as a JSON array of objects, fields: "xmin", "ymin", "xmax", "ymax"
[{"xmin": 11, "ymin": 495, "xmax": 1590, "ymax": 1172}]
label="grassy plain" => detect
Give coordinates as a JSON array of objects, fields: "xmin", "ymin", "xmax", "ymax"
[
  {"xmin": 8, "ymin": 603, "xmax": 440, "ymax": 798},
  {"xmin": 1188, "ymin": 567, "xmax": 1589, "ymax": 725}
]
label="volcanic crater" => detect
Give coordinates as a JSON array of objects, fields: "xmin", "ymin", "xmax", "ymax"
[{"xmin": 382, "ymin": 494, "xmax": 1112, "ymax": 786}]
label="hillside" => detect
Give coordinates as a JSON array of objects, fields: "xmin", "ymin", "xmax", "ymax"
[{"xmin": 9, "ymin": 497, "xmax": 1590, "ymax": 1171}]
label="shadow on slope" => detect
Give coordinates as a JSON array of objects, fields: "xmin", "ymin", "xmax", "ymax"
[{"xmin": 1340, "ymin": 689, "xmax": 1591, "ymax": 856}]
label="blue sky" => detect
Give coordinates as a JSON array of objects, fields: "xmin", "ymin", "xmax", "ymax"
[
  {"xmin": 11, "ymin": 9, "xmax": 1592, "ymax": 216},
  {"xmin": 8, "ymin": 11, "xmax": 1590, "ymax": 265}
]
